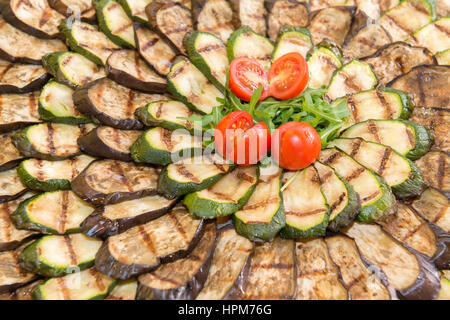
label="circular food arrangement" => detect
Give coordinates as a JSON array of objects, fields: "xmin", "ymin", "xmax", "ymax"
[{"xmin": 0, "ymin": 0, "xmax": 449, "ymax": 301}]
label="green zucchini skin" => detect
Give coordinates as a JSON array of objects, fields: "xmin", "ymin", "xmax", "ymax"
[
  {"xmin": 328, "ymin": 179, "xmax": 360, "ymax": 232},
  {"xmin": 16, "ymin": 160, "xmax": 68, "ymax": 192},
  {"xmin": 117, "ymin": 0, "xmax": 149, "ymax": 25},
  {"xmin": 272, "ymin": 25, "xmax": 312, "ymax": 60},
  {"xmin": 402, "ymin": 120, "xmax": 433, "ymax": 160},
  {"xmin": 381, "ymin": 87, "xmax": 415, "ymax": 120},
  {"xmin": 226, "ymin": 26, "xmax": 274, "ymax": 63},
  {"xmin": 279, "ymin": 210, "xmax": 329, "ymax": 239},
  {"xmin": 391, "ymin": 159, "xmax": 425, "ymax": 199}
]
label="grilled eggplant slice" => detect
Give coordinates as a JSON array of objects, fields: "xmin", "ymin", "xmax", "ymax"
[
  {"xmin": 32, "ymin": 268, "xmax": 116, "ymax": 300},
  {"xmin": 0, "ymin": 132, "xmax": 25, "ymax": 172},
  {"xmin": 11, "ymin": 190, "xmax": 94, "ymax": 235},
  {"xmin": 146, "ymin": 0, "xmax": 193, "ymax": 54},
  {"xmin": 340, "ymin": 119, "xmax": 433, "ymax": 160},
  {"xmin": 309, "ymin": 6, "xmax": 355, "ymax": 45},
  {"xmin": 0, "ymin": 169, "xmax": 27, "ymax": 203},
  {"xmin": 12, "ymin": 123, "xmax": 95, "ymax": 160},
  {"xmin": 94, "ymin": 0, "xmax": 135, "ymax": 48},
  {"xmin": 307, "ymin": 40, "xmax": 342, "ymax": 89},
  {"xmin": 158, "ymin": 154, "xmax": 232, "ymax": 199},
  {"xmin": 229, "ymin": 0, "xmax": 266, "ymax": 36},
  {"xmin": 319, "ymin": 148, "xmax": 396, "ymax": 222},
  {"xmin": 0, "ymin": 60, "xmax": 49, "ymax": 94},
  {"xmin": 227, "ymin": 27, "xmax": 273, "ymax": 69},
  {"xmin": 192, "ymin": 0, "xmax": 234, "ymax": 42},
  {"xmin": 184, "ymin": 166, "xmax": 258, "ymax": 219},
  {"xmin": 379, "ymin": 0, "xmax": 433, "ymax": 42},
  {"xmin": 436, "ymin": 49, "xmax": 450, "ymax": 65},
  {"xmin": 2, "ymin": 0, "xmax": 64, "ymax": 39},
  {"xmin": 137, "ymin": 222, "xmax": 216, "ymax": 300},
  {"xmin": 329, "ymin": 138, "xmax": 425, "ymax": 198},
  {"xmin": 20, "ymin": 233, "xmax": 102, "ymax": 277},
  {"xmin": 17, "ymin": 154, "xmax": 95, "ymax": 192},
  {"xmin": 59, "ymin": 19, "xmax": 120, "ymax": 66},
  {"xmin": 272, "ymin": 26, "xmax": 312, "ymax": 60},
  {"xmin": 106, "ymin": 279, "xmax": 137, "ymax": 300},
  {"xmin": 73, "ymin": 78, "xmax": 167, "ymax": 130},
  {"xmin": 0, "ymin": 19, "xmax": 66, "ymax": 64},
  {"xmin": 184, "ymin": 31, "xmax": 228, "ymax": 91},
  {"xmin": 410, "ymin": 106, "xmax": 449, "ymax": 153},
  {"xmin": 38, "ymin": 81, "xmax": 92, "ymax": 124},
  {"xmin": 266, "ymin": 0, "xmax": 309, "ymax": 42},
  {"xmin": 326, "ymin": 60, "xmax": 378, "ymax": 100},
  {"xmin": 0, "ymin": 192, "xmax": 37, "ymax": 252},
  {"xmin": 0, "ymin": 249, "xmax": 37, "ymax": 294},
  {"xmin": 325, "ymin": 235, "xmax": 391, "ymax": 300},
  {"xmin": 42, "ymin": 51, "xmax": 106, "ymax": 89},
  {"xmin": 118, "ymin": 0, "xmax": 151, "ymax": 24},
  {"xmin": 167, "ymin": 57, "xmax": 224, "ymax": 114},
  {"xmin": 233, "ymin": 166, "xmax": 285, "ymax": 242},
  {"xmin": 0, "ymin": 91, "xmax": 40, "ymax": 133},
  {"xmin": 412, "ymin": 188, "xmax": 449, "ymax": 233},
  {"xmin": 313, "ymin": 161, "xmax": 360, "ymax": 232},
  {"xmin": 345, "ymin": 222, "xmax": 440, "ymax": 300},
  {"xmin": 231, "ymin": 237, "xmax": 295, "ymax": 299},
  {"xmin": 81, "ymin": 195, "xmax": 178, "ymax": 238},
  {"xmin": 295, "ymin": 238, "xmax": 348, "ymax": 300},
  {"xmin": 0, "ymin": 279, "xmax": 42, "ymax": 300},
  {"xmin": 388, "ymin": 65, "xmax": 450, "ymax": 110},
  {"xmin": 134, "ymin": 23, "xmax": 177, "ymax": 76},
  {"xmin": 106, "ymin": 50, "xmax": 166, "ymax": 93},
  {"xmin": 135, "ymin": 100, "xmax": 200, "ymax": 132},
  {"xmin": 78, "ymin": 126, "xmax": 141, "ymax": 161},
  {"xmin": 72, "ymin": 159, "xmax": 159, "ymax": 206},
  {"xmin": 408, "ymin": 18, "xmax": 450, "ymax": 54},
  {"xmin": 362, "ymin": 42, "xmax": 435, "ymax": 86},
  {"xmin": 415, "ymin": 151, "xmax": 449, "ymax": 196},
  {"xmin": 280, "ymin": 167, "xmax": 329, "ymax": 238},
  {"xmin": 130, "ymin": 127, "xmax": 203, "ymax": 165},
  {"xmin": 48, "ymin": 0, "xmax": 96, "ymax": 22},
  {"xmin": 95, "ymin": 205, "xmax": 204, "ymax": 279}
]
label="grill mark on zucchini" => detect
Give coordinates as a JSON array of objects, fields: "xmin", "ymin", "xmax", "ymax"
[
  {"xmin": 242, "ymin": 198, "xmax": 279, "ymax": 212},
  {"xmin": 46, "ymin": 123, "xmax": 55, "ymax": 155},
  {"xmin": 367, "ymin": 120, "xmax": 381, "ymax": 143},
  {"xmin": 375, "ymin": 90, "xmax": 393, "ymax": 119},
  {"xmin": 59, "ymin": 191, "xmax": 69, "ymax": 234},
  {"xmin": 90, "ymin": 267, "xmax": 106, "ymax": 292},
  {"xmin": 176, "ymin": 164, "xmax": 200, "ymax": 183},
  {"xmin": 378, "ymin": 148, "xmax": 392, "ymax": 176},
  {"xmin": 345, "ymin": 167, "xmax": 365, "ymax": 182},
  {"xmin": 63, "ymin": 235, "xmax": 77, "ymax": 265}
]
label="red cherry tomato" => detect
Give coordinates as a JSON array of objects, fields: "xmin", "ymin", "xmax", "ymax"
[
  {"xmin": 229, "ymin": 57, "xmax": 270, "ymax": 102},
  {"xmin": 214, "ymin": 111, "xmax": 271, "ymax": 165},
  {"xmin": 269, "ymin": 52, "xmax": 309, "ymax": 100},
  {"xmin": 271, "ymin": 122, "xmax": 321, "ymax": 170}
]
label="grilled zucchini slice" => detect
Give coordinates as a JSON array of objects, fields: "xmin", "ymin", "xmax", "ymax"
[
  {"xmin": 48, "ymin": 0, "xmax": 96, "ymax": 22},
  {"xmin": 130, "ymin": 127, "xmax": 203, "ymax": 165},
  {"xmin": 42, "ymin": 51, "xmax": 106, "ymax": 88},
  {"xmin": 33, "ymin": 268, "xmax": 116, "ymax": 300},
  {"xmin": 307, "ymin": 40, "xmax": 342, "ymax": 89},
  {"xmin": 59, "ymin": 19, "xmax": 120, "ymax": 65},
  {"xmin": 95, "ymin": 205, "xmax": 205, "ymax": 279},
  {"xmin": 11, "ymin": 190, "xmax": 94, "ymax": 235},
  {"xmin": 379, "ymin": 0, "xmax": 433, "ymax": 42},
  {"xmin": 0, "ymin": 91, "xmax": 40, "ymax": 133},
  {"xmin": 329, "ymin": 138, "xmax": 425, "ymax": 198},
  {"xmin": 436, "ymin": 271, "xmax": 450, "ymax": 300},
  {"xmin": 73, "ymin": 78, "xmax": 167, "ymax": 130},
  {"xmin": 184, "ymin": 166, "xmax": 258, "ymax": 218},
  {"xmin": 17, "ymin": 155, "xmax": 95, "ymax": 192},
  {"xmin": 106, "ymin": 49, "xmax": 166, "ymax": 93},
  {"xmin": 412, "ymin": 188, "xmax": 450, "ymax": 233},
  {"xmin": 0, "ymin": 249, "xmax": 37, "ymax": 294},
  {"xmin": 134, "ymin": 23, "xmax": 177, "ymax": 76},
  {"xmin": 72, "ymin": 159, "xmax": 159, "ymax": 206},
  {"xmin": 158, "ymin": 154, "xmax": 232, "ymax": 199},
  {"xmin": 38, "ymin": 81, "xmax": 92, "ymax": 124},
  {"xmin": 227, "ymin": 27, "xmax": 274, "ymax": 69},
  {"xmin": 78, "ymin": 126, "xmax": 141, "ymax": 162},
  {"xmin": 94, "ymin": 0, "xmax": 135, "ymax": 48},
  {"xmin": 20, "ymin": 233, "xmax": 103, "ymax": 277},
  {"xmin": 0, "ymin": 60, "xmax": 49, "ymax": 94},
  {"xmin": 272, "ymin": 26, "xmax": 313, "ymax": 60},
  {"xmin": 0, "ymin": 131, "xmax": 25, "ymax": 172},
  {"xmin": 313, "ymin": 161, "xmax": 360, "ymax": 232},
  {"xmin": 415, "ymin": 151, "xmax": 449, "ymax": 196},
  {"xmin": 309, "ymin": 6, "xmax": 354, "ymax": 45},
  {"xmin": 0, "ymin": 169, "xmax": 27, "ymax": 203},
  {"xmin": 233, "ymin": 167, "xmax": 285, "ymax": 242},
  {"xmin": 266, "ymin": 0, "xmax": 309, "ymax": 42},
  {"xmin": 340, "ymin": 119, "xmax": 433, "ymax": 160},
  {"xmin": 12, "ymin": 123, "xmax": 95, "ymax": 160},
  {"xmin": 436, "ymin": 49, "xmax": 450, "ymax": 65},
  {"xmin": 229, "ymin": 0, "xmax": 267, "ymax": 36},
  {"xmin": 118, "ymin": 0, "xmax": 151, "ymax": 24},
  {"xmin": 408, "ymin": 17, "xmax": 450, "ymax": 54},
  {"xmin": 192, "ymin": 0, "xmax": 234, "ymax": 42},
  {"xmin": 106, "ymin": 279, "xmax": 137, "ymax": 300},
  {"xmin": 137, "ymin": 222, "xmax": 216, "ymax": 300},
  {"xmin": 319, "ymin": 148, "xmax": 396, "ymax": 222},
  {"xmin": 326, "ymin": 60, "xmax": 378, "ymax": 100},
  {"xmin": 280, "ymin": 166, "xmax": 329, "ymax": 238},
  {"xmin": 184, "ymin": 31, "xmax": 228, "ymax": 91},
  {"xmin": 167, "ymin": 57, "xmax": 224, "ymax": 114},
  {"xmin": 81, "ymin": 195, "xmax": 178, "ymax": 238},
  {"xmin": 0, "ymin": 19, "xmax": 67, "ymax": 64},
  {"xmin": 135, "ymin": 100, "xmax": 201, "ymax": 132}
]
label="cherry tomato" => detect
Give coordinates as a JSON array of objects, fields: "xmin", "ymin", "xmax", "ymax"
[
  {"xmin": 229, "ymin": 57, "xmax": 270, "ymax": 102},
  {"xmin": 214, "ymin": 111, "xmax": 271, "ymax": 165},
  {"xmin": 269, "ymin": 52, "xmax": 309, "ymax": 100},
  {"xmin": 271, "ymin": 122, "xmax": 321, "ymax": 170}
]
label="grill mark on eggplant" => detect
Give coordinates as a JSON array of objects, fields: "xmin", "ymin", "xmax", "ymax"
[
  {"xmin": 285, "ymin": 208, "xmax": 327, "ymax": 218},
  {"xmin": 377, "ymin": 148, "xmax": 392, "ymax": 176},
  {"xmin": 165, "ymin": 25, "xmax": 191, "ymax": 36},
  {"xmin": 345, "ymin": 167, "xmax": 365, "ymax": 182},
  {"xmin": 125, "ymin": 90, "xmax": 136, "ymax": 119},
  {"xmin": 133, "ymin": 51, "xmax": 144, "ymax": 80},
  {"xmin": 63, "ymin": 236, "xmax": 78, "ymax": 265},
  {"xmin": 253, "ymin": 262, "xmax": 294, "ymax": 270},
  {"xmin": 56, "ymin": 277, "xmax": 71, "ymax": 300},
  {"xmin": 137, "ymin": 225, "xmax": 156, "ymax": 255},
  {"xmin": 0, "ymin": 202, "xmax": 11, "ymax": 242},
  {"xmin": 47, "ymin": 123, "xmax": 56, "ymax": 155},
  {"xmin": 0, "ymin": 63, "xmax": 14, "ymax": 81},
  {"xmin": 375, "ymin": 90, "xmax": 393, "ymax": 119},
  {"xmin": 367, "ymin": 120, "xmax": 381, "ymax": 143},
  {"xmin": 89, "ymin": 267, "xmax": 106, "ymax": 292},
  {"xmin": 112, "ymin": 161, "xmax": 133, "ymax": 192},
  {"xmin": 349, "ymin": 138, "xmax": 362, "ymax": 157},
  {"xmin": 161, "ymin": 128, "xmax": 173, "ymax": 151},
  {"xmin": 38, "ymin": 7, "xmax": 52, "ymax": 29},
  {"xmin": 175, "ymin": 164, "xmax": 200, "ymax": 183},
  {"xmin": 29, "ymin": 92, "xmax": 39, "ymax": 116},
  {"xmin": 59, "ymin": 191, "xmax": 69, "ymax": 233},
  {"xmin": 355, "ymin": 37, "xmax": 379, "ymax": 49},
  {"xmin": 345, "ymin": 273, "xmax": 365, "ymax": 289},
  {"xmin": 142, "ymin": 37, "xmax": 159, "ymax": 51},
  {"xmin": 438, "ymin": 154, "xmax": 445, "ymax": 189},
  {"xmin": 166, "ymin": 211, "xmax": 188, "ymax": 242},
  {"xmin": 147, "ymin": 271, "xmax": 182, "ymax": 286}
]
